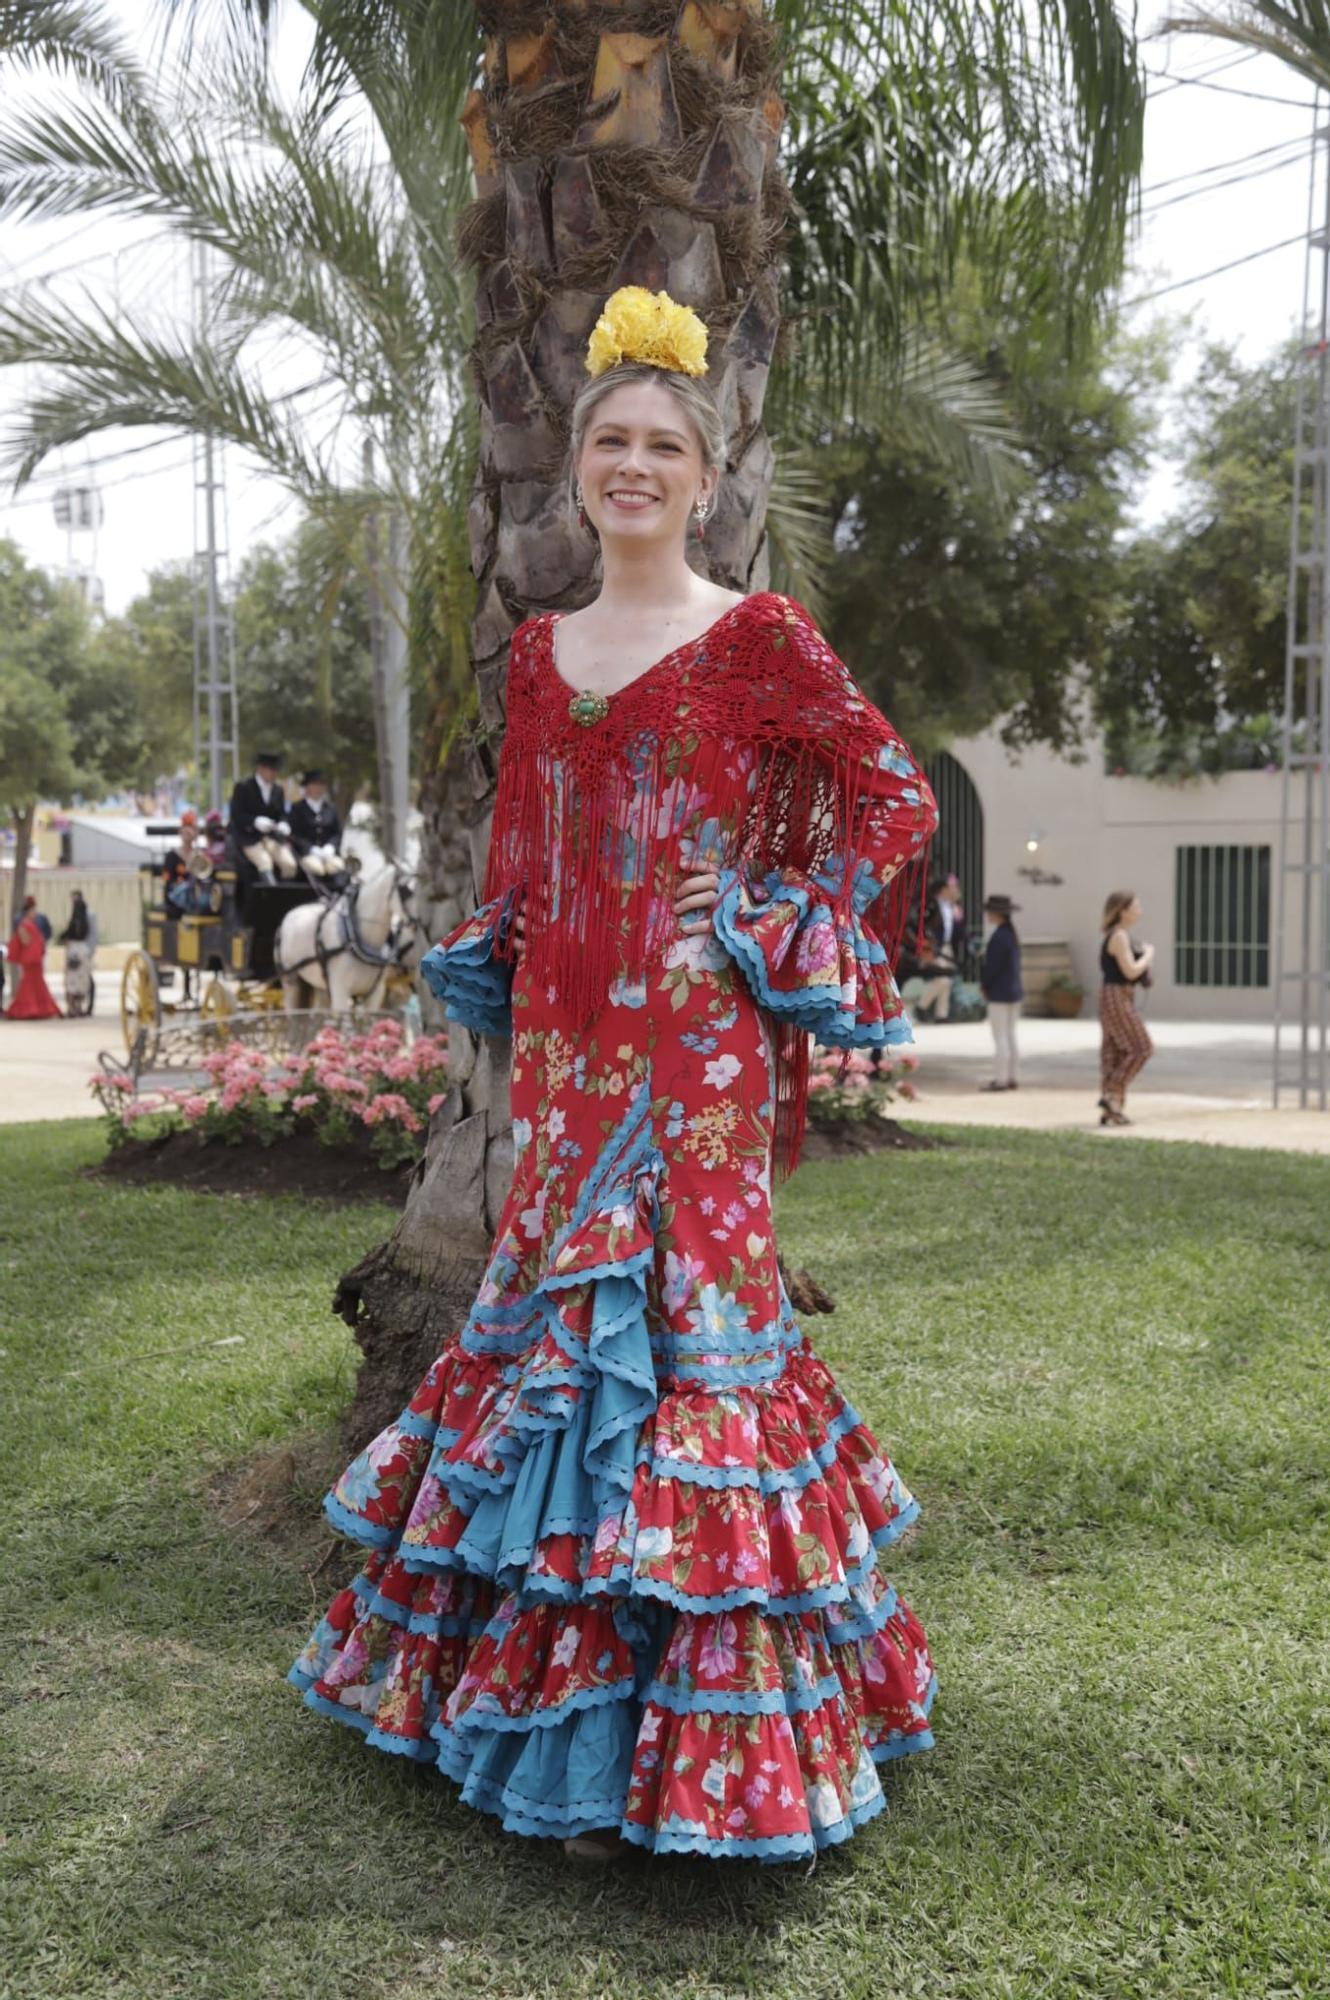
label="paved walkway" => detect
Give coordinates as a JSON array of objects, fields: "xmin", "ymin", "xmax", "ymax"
[
  {"xmin": 3, "ymin": 977, "xmax": 1329, "ymax": 1154},
  {"xmin": 898, "ymin": 1016, "xmax": 1330, "ymax": 1154}
]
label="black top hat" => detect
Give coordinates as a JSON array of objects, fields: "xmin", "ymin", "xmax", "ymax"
[
  {"xmin": 255, "ymin": 750, "xmax": 283, "ymax": 769},
  {"xmin": 983, "ymin": 893, "xmax": 1020, "ymax": 917},
  {"xmin": 300, "ymin": 768, "xmax": 326, "ymax": 786}
]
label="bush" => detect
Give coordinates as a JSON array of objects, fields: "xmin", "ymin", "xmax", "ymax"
[
  {"xmin": 806, "ymin": 1045, "xmax": 918, "ymax": 1124},
  {"xmin": 90, "ymin": 1019, "xmax": 450, "ymax": 1169}
]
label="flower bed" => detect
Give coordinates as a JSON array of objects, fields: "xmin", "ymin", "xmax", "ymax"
[
  {"xmin": 92, "ymin": 1020, "xmax": 450, "ymax": 1171},
  {"xmin": 806, "ymin": 1046, "xmax": 918, "ymax": 1123}
]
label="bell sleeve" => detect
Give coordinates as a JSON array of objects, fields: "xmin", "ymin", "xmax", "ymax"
[
  {"xmin": 711, "ymin": 598, "xmax": 938, "ymax": 1050},
  {"xmin": 420, "ymin": 895, "xmax": 515, "ymax": 1039}
]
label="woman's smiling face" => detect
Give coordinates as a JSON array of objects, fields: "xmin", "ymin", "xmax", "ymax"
[{"xmin": 576, "ymin": 378, "xmax": 716, "ymax": 546}]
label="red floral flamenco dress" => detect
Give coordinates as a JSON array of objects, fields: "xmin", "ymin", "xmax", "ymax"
[{"xmin": 291, "ymin": 593, "xmax": 940, "ymax": 1860}]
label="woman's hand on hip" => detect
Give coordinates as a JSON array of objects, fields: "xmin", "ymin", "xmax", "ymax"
[{"xmin": 674, "ymin": 870, "xmax": 720, "ymax": 934}]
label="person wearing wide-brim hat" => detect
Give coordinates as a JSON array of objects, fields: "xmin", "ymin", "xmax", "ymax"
[
  {"xmin": 980, "ymin": 893, "xmax": 1023, "ymax": 1091},
  {"xmin": 228, "ymin": 749, "xmax": 298, "ymax": 890}
]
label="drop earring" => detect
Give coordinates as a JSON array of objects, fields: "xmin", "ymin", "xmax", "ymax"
[
  {"xmin": 694, "ymin": 496, "xmax": 710, "ymax": 542},
  {"xmin": 576, "ymin": 481, "xmax": 588, "ymax": 530}
]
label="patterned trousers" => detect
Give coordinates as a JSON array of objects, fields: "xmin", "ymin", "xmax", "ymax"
[{"xmin": 1099, "ymin": 985, "xmax": 1153, "ymax": 1106}]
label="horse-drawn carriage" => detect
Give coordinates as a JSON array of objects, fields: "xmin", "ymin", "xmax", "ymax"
[{"xmin": 120, "ymin": 825, "xmax": 424, "ymax": 1061}]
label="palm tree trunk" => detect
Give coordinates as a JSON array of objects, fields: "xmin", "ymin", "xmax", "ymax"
[{"xmin": 337, "ymin": 0, "xmax": 787, "ymax": 1443}]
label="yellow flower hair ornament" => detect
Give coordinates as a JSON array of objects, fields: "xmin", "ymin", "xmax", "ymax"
[{"xmin": 585, "ymin": 286, "xmax": 709, "ymax": 379}]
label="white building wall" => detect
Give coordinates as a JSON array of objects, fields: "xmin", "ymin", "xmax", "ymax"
[{"xmin": 946, "ymin": 729, "xmax": 1296, "ymax": 1022}]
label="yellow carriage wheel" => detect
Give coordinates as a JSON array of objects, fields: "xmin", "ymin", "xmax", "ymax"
[
  {"xmin": 120, "ymin": 948, "xmax": 162, "ymax": 1060},
  {"xmin": 200, "ymin": 976, "xmax": 234, "ymax": 1040}
]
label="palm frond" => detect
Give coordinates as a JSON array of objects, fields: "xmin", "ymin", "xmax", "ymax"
[
  {"xmin": 763, "ymin": 449, "xmax": 835, "ymax": 621},
  {"xmin": 1162, "ymin": 2, "xmax": 1330, "ymax": 93},
  {"xmin": 0, "ymin": 289, "xmax": 332, "ymax": 492},
  {"xmin": 0, "ymin": 0, "xmax": 151, "ymax": 114}
]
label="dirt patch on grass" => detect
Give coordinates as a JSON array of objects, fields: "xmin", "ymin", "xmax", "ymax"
[
  {"xmin": 209, "ymin": 1429, "xmax": 357, "ymax": 1581},
  {"xmin": 800, "ymin": 1115, "xmax": 940, "ymax": 1162},
  {"xmin": 93, "ymin": 1129, "xmax": 412, "ymax": 1206}
]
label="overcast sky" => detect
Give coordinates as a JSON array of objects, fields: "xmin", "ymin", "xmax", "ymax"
[{"xmin": 0, "ymin": 9, "xmax": 1321, "ymax": 613}]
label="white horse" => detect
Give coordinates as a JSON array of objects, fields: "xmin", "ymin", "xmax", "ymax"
[{"xmin": 274, "ymin": 861, "xmax": 424, "ymax": 1014}]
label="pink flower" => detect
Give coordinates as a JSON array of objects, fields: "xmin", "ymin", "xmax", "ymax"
[
  {"xmin": 181, "ymin": 1094, "xmax": 209, "ymax": 1120},
  {"xmin": 292, "ymin": 1093, "xmax": 319, "ymax": 1112},
  {"xmin": 361, "ymin": 1093, "xmax": 422, "ymax": 1133},
  {"xmin": 261, "ymin": 1081, "xmax": 287, "ymax": 1100},
  {"xmin": 427, "ymin": 1093, "xmax": 446, "ymax": 1115}
]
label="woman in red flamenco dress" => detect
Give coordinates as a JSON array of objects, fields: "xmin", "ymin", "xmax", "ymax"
[
  {"xmin": 291, "ymin": 290, "xmax": 940, "ymax": 1863},
  {"xmin": 4, "ymin": 899, "xmax": 62, "ymax": 1019}
]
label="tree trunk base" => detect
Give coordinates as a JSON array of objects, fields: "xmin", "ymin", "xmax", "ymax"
[{"xmin": 334, "ymin": 1239, "xmax": 489, "ymax": 1452}]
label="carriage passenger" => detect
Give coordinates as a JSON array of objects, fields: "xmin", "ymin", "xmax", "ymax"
[
  {"xmin": 289, "ymin": 770, "xmax": 348, "ymax": 890},
  {"xmin": 229, "ymin": 752, "xmax": 299, "ymax": 893}
]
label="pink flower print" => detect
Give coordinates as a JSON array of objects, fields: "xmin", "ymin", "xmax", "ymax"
[
  {"xmin": 405, "ymin": 1473, "xmax": 446, "ymax": 1530},
  {"xmin": 863, "ymin": 1649, "xmax": 888, "ymax": 1685},
  {"xmin": 547, "ymin": 1106, "xmax": 566, "ymax": 1142},
  {"xmin": 661, "ymin": 1249, "xmax": 705, "ymax": 1314},
  {"xmin": 776, "ymin": 1489, "xmax": 803, "ymax": 1535},
  {"xmin": 744, "ymin": 1775, "xmax": 770, "ymax": 1807},
  {"xmin": 726, "ymin": 1807, "xmax": 747, "ymax": 1832},
  {"xmin": 794, "ymin": 918, "xmax": 838, "ymax": 977},
  {"xmin": 638, "ymin": 1708, "xmax": 662, "ymax": 1744},
  {"xmin": 365, "ymin": 1427, "xmax": 404, "ymax": 1470},
  {"xmin": 703, "ymin": 1053, "xmax": 742, "ymax": 1090},
  {"xmin": 593, "ymin": 1513, "xmax": 622, "ymax": 1558},
  {"xmin": 698, "ymin": 1196, "xmax": 716, "ymax": 1216},
  {"xmin": 731, "ymin": 1550, "xmax": 759, "ymax": 1582},
  {"xmin": 550, "ymin": 1625, "xmax": 580, "ymax": 1670},
  {"xmin": 697, "ymin": 1615, "xmax": 738, "ymax": 1680},
  {"xmin": 777, "ymin": 1784, "xmax": 796, "ymax": 1810}
]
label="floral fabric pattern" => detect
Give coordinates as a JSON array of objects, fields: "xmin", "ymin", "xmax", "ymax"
[{"xmin": 293, "ymin": 597, "xmax": 936, "ymax": 1860}]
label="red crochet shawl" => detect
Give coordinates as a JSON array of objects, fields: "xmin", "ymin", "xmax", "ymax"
[{"xmin": 484, "ymin": 592, "xmax": 927, "ymax": 1170}]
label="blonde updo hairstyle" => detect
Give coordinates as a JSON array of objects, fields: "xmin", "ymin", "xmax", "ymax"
[{"xmin": 568, "ymin": 362, "xmax": 726, "ymax": 530}]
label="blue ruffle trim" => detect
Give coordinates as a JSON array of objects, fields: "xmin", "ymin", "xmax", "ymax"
[
  {"xmin": 711, "ymin": 866, "xmax": 915, "ymax": 1053},
  {"xmin": 645, "ymin": 1670, "xmax": 846, "ymax": 1718},
  {"xmin": 420, "ymin": 895, "xmax": 513, "ymax": 1038},
  {"xmin": 619, "ymin": 1786, "xmax": 886, "ymax": 1861}
]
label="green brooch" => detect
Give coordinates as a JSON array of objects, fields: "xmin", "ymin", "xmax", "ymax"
[{"xmin": 568, "ymin": 688, "xmax": 610, "ymax": 727}]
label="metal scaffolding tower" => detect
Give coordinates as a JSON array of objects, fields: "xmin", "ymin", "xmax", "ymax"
[
  {"xmin": 1274, "ymin": 110, "xmax": 1330, "ymax": 1109},
  {"xmin": 190, "ymin": 241, "xmax": 241, "ymax": 817}
]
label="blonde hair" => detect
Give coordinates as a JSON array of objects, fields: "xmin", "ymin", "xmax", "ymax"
[
  {"xmin": 569, "ymin": 362, "xmax": 725, "ymax": 501},
  {"xmin": 1101, "ymin": 889, "xmax": 1137, "ymax": 933}
]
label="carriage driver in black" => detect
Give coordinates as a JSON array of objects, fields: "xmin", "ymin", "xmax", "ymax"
[
  {"xmin": 229, "ymin": 751, "xmax": 299, "ymax": 889},
  {"xmin": 288, "ymin": 770, "xmax": 348, "ymax": 890}
]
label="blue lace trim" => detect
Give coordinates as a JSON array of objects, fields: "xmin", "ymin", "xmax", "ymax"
[
  {"xmin": 644, "ymin": 1670, "xmax": 845, "ymax": 1718},
  {"xmin": 420, "ymin": 897, "xmax": 513, "ymax": 1040},
  {"xmin": 322, "ymin": 1492, "xmax": 395, "ymax": 1549},
  {"xmin": 454, "ymin": 1770, "xmax": 629, "ymax": 1842},
  {"xmin": 618, "ymin": 1787, "xmax": 885, "ymax": 1861},
  {"xmin": 450, "ymin": 1678, "xmax": 636, "ymax": 1735},
  {"xmin": 712, "ymin": 867, "xmax": 915, "ymax": 1053},
  {"xmin": 349, "ymin": 1572, "xmax": 488, "ymax": 1639}
]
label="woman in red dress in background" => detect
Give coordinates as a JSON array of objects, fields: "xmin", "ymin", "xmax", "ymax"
[
  {"xmin": 291, "ymin": 290, "xmax": 940, "ymax": 1863},
  {"xmin": 4, "ymin": 897, "xmax": 62, "ymax": 1019}
]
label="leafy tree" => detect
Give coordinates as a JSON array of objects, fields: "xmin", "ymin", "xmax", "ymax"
[
  {"xmin": 232, "ymin": 516, "xmax": 378, "ymax": 811},
  {"xmin": 824, "ymin": 315, "xmax": 1166, "ymax": 754},
  {"xmin": 1099, "ymin": 343, "xmax": 1294, "ymax": 774},
  {"xmin": 0, "ymin": 537, "xmax": 107, "ymax": 948}
]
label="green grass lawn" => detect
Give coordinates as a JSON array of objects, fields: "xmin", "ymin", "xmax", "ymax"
[{"xmin": 1, "ymin": 1118, "xmax": 1327, "ymax": 2000}]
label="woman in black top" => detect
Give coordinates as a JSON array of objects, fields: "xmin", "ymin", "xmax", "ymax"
[{"xmin": 1099, "ymin": 889, "xmax": 1154, "ymax": 1125}]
